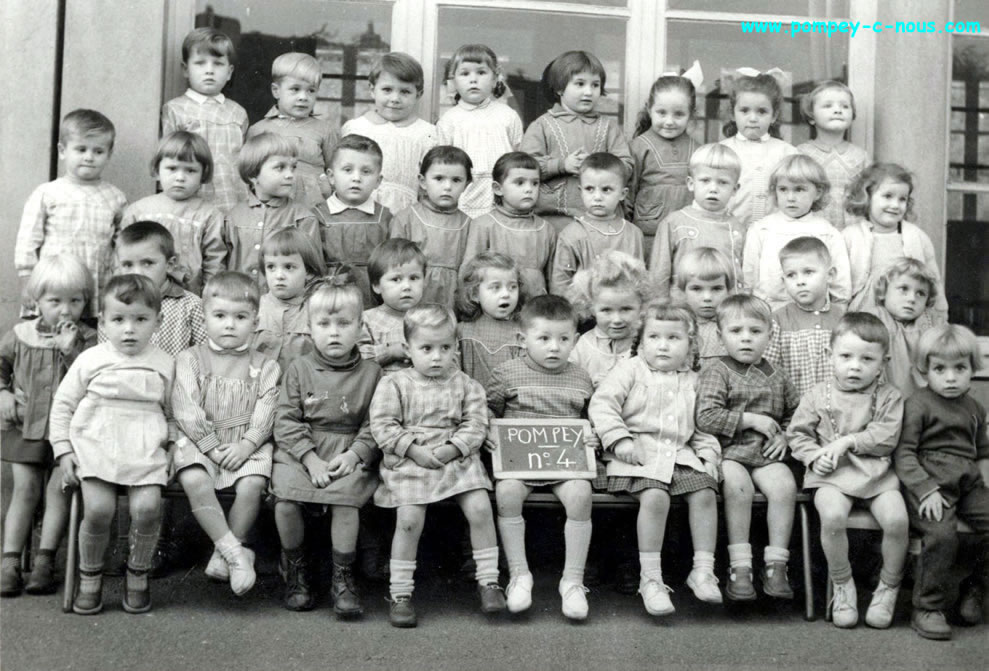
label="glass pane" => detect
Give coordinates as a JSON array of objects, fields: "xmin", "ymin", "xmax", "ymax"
[
  {"xmin": 946, "ymin": 191, "xmax": 989, "ymax": 335},
  {"xmin": 955, "ymin": 0, "xmax": 989, "ymax": 29},
  {"xmin": 195, "ymin": 0, "xmax": 392, "ymax": 127},
  {"xmin": 951, "ymin": 36, "xmax": 989, "ymax": 184},
  {"xmin": 666, "ymin": 20, "xmax": 848, "ymax": 145},
  {"xmin": 668, "ymin": 0, "xmax": 848, "ymax": 17},
  {"xmin": 433, "ymin": 7, "xmax": 626, "ymax": 128}
]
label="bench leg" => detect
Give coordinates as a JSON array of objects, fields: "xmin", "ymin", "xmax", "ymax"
[
  {"xmin": 800, "ymin": 502, "xmax": 815, "ymax": 621},
  {"xmin": 62, "ymin": 489, "xmax": 80, "ymax": 614}
]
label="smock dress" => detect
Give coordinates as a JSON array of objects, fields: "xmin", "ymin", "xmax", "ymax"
[{"xmin": 390, "ymin": 201, "xmax": 471, "ymax": 308}]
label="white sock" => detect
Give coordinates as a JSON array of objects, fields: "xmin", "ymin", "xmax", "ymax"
[
  {"xmin": 497, "ymin": 515, "xmax": 530, "ymax": 578},
  {"xmin": 764, "ymin": 546, "xmax": 790, "ymax": 564},
  {"xmin": 473, "ymin": 546, "xmax": 499, "ymax": 586},
  {"xmin": 389, "ymin": 559, "xmax": 416, "ymax": 598},
  {"xmin": 727, "ymin": 543, "xmax": 752, "ymax": 569},
  {"xmin": 692, "ymin": 550, "xmax": 716, "ymax": 575},
  {"xmin": 639, "ymin": 551, "xmax": 663, "ymax": 584},
  {"xmin": 562, "ymin": 519, "xmax": 592, "ymax": 585}
]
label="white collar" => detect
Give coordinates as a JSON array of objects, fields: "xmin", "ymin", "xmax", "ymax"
[
  {"xmin": 185, "ymin": 88, "xmax": 226, "ymax": 105},
  {"xmin": 734, "ymin": 133, "xmax": 770, "ymax": 143},
  {"xmin": 325, "ymin": 193, "xmax": 376, "ymax": 215}
]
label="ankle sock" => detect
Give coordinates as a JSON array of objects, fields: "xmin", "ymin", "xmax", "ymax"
[
  {"xmin": 639, "ymin": 551, "xmax": 663, "ymax": 584},
  {"xmin": 473, "ymin": 546, "xmax": 499, "ymax": 586},
  {"xmin": 692, "ymin": 550, "xmax": 716, "ymax": 575},
  {"xmin": 727, "ymin": 543, "xmax": 753, "ymax": 569},
  {"xmin": 1, "ymin": 552, "xmax": 21, "ymax": 571},
  {"xmin": 389, "ymin": 559, "xmax": 416, "ymax": 598},
  {"xmin": 764, "ymin": 545, "xmax": 790, "ymax": 564}
]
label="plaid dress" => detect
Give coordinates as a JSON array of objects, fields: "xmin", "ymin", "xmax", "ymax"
[
  {"xmin": 765, "ymin": 300, "xmax": 845, "ymax": 397},
  {"xmin": 461, "ymin": 206, "xmax": 556, "ymax": 297},
  {"xmin": 457, "ymin": 316, "xmax": 522, "ymax": 389},
  {"xmin": 695, "ymin": 356, "xmax": 800, "ymax": 468},
  {"xmin": 550, "ymin": 216, "xmax": 644, "ymax": 296},
  {"xmin": 314, "ymin": 196, "xmax": 392, "ymax": 308},
  {"xmin": 358, "ymin": 305, "xmax": 409, "ymax": 374},
  {"xmin": 97, "ymin": 279, "xmax": 207, "ymax": 357},
  {"xmin": 390, "ymin": 202, "xmax": 471, "ymax": 309},
  {"xmin": 370, "ymin": 367, "xmax": 491, "ymax": 507}
]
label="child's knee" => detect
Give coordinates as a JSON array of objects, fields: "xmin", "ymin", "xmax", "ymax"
[
  {"xmin": 130, "ymin": 496, "xmax": 162, "ymax": 525},
  {"xmin": 462, "ymin": 493, "xmax": 494, "ymax": 525},
  {"xmin": 689, "ymin": 488, "xmax": 718, "ymax": 511},
  {"xmin": 396, "ymin": 509, "xmax": 425, "ymax": 536},
  {"xmin": 236, "ymin": 476, "xmax": 267, "ymax": 497},
  {"xmin": 818, "ymin": 506, "xmax": 848, "ymax": 533},
  {"xmin": 560, "ymin": 481, "xmax": 592, "ymax": 519},
  {"xmin": 495, "ymin": 481, "xmax": 526, "ymax": 517}
]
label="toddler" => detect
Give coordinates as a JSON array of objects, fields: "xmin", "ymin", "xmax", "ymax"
[
  {"xmin": 521, "ymin": 50, "xmax": 633, "ymax": 230},
  {"xmin": 743, "ymin": 154, "xmax": 851, "ymax": 310},
  {"xmin": 314, "ymin": 134, "xmax": 392, "ymax": 308},
  {"xmin": 391, "ymin": 145, "xmax": 473, "ymax": 308},
  {"xmin": 171, "ymin": 272, "xmax": 280, "ymax": 597},
  {"xmin": 486, "ymin": 296, "xmax": 597, "ymax": 619},
  {"xmin": 895, "ymin": 324, "xmax": 989, "ymax": 640},
  {"xmin": 121, "ymin": 131, "xmax": 226, "ymax": 294},
  {"xmin": 272, "ymin": 270, "xmax": 383, "ymax": 615},
  {"xmin": 248, "ymin": 52, "xmax": 338, "ymax": 207},
  {"xmin": 461, "ymin": 151, "xmax": 556, "ymax": 296},
  {"xmin": 370, "ymin": 305, "xmax": 506, "ymax": 627},
  {"xmin": 0, "ymin": 256, "xmax": 96, "ymax": 596},
  {"xmin": 550, "ymin": 152, "xmax": 644, "ymax": 296},
  {"xmin": 789, "ymin": 313, "xmax": 908, "ymax": 629},
  {"xmin": 162, "ymin": 27, "xmax": 248, "ymax": 213},
  {"xmin": 437, "ymin": 43, "xmax": 524, "ymax": 218},
  {"xmin": 696, "ymin": 294, "xmax": 800, "ymax": 601},
  {"xmin": 651, "ymin": 143, "xmax": 745, "ymax": 300},
  {"xmin": 16, "ymin": 109, "xmax": 126, "ymax": 316},
  {"xmin": 342, "ymin": 52, "xmax": 438, "ymax": 213},
  {"xmin": 673, "ymin": 247, "xmax": 734, "ymax": 367},
  {"xmin": 590, "ymin": 303, "xmax": 724, "ymax": 615},
  {"xmin": 49, "ymin": 275, "xmax": 176, "ymax": 615}
]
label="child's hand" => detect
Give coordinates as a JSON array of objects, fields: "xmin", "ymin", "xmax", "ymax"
[
  {"xmin": 433, "ymin": 443, "xmax": 461, "ymax": 464},
  {"xmin": 326, "ymin": 451, "xmax": 361, "ymax": 479},
  {"xmin": 563, "ymin": 149, "xmax": 587, "ymax": 174},
  {"xmin": 407, "ymin": 444, "xmax": 444, "ymax": 469},
  {"xmin": 823, "ymin": 436, "xmax": 853, "ymax": 459},
  {"xmin": 318, "ymin": 172, "xmax": 333, "ymax": 199},
  {"xmin": 703, "ymin": 460, "xmax": 720, "ymax": 482},
  {"xmin": 584, "ymin": 431, "xmax": 601, "ymax": 454},
  {"xmin": 59, "ymin": 453, "xmax": 80, "ymax": 488},
  {"xmin": 810, "ymin": 449, "xmax": 835, "ymax": 476},
  {"xmin": 53, "ymin": 319, "xmax": 79, "ymax": 355},
  {"xmin": 743, "ymin": 412, "xmax": 781, "ymax": 439},
  {"xmin": 0, "ymin": 390, "xmax": 17, "ymax": 424},
  {"xmin": 762, "ymin": 433, "xmax": 788, "ymax": 461},
  {"xmin": 918, "ymin": 490, "xmax": 947, "ymax": 522},
  {"xmin": 208, "ymin": 443, "xmax": 232, "ymax": 465},
  {"xmin": 219, "ymin": 439, "xmax": 255, "ymax": 472},
  {"xmin": 483, "ymin": 436, "xmax": 498, "ymax": 453},
  {"xmin": 613, "ymin": 438, "xmax": 642, "ymax": 466},
  {"xmin": 302, "ymin": 454, "xmax": 334, "ymax": 488},
  {"xmin": 381, "ymin": 342, "xmax": 409, "ymax": 366}
]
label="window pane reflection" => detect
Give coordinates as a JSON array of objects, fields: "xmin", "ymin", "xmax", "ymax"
[
  {"xmin": 947, "ymin": 191, "xmax": 989, "ymax": 335},
  {"xmin": 950, "ymin": 39, "xmax": 989, "ymax": 184}
]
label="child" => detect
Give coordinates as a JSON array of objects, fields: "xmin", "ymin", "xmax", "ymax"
[
  {"xmin": 461, "ymin": 151, "xmax": 556, "ymax": 296},
  {"xmin": 16, "ymin": 109, "xmax": 127, "ymax": 316},
  {"xmin": 650, "ymin": 143, "xmax": 745, "ymax": 300},
  {"xmin": 485, "ymin": 295, "xmax": 597, "ymax": 619},
  {"xmin": 673, "ymin": 247, "xmax": 734, "ymax": 368},
  {"xmin": 49, "ymin": 274, "xmax": 176, "ymax": 615},
  {"xmin": 121, "ymin": 131, "xmax": 226, "ymax": 294},
  {"xmin": 391, "ymin": 145, "xmax": 473, "ymax": 308},
  {"xmin": 797, "ymin": 81, "xmax": 870, "ymax": 230},
  {"xmin": 254, "ymin": 228, "xmax": 327, "ymax": 373},
  {"xmin": 437, "ymin": 44, "xmax": 524, "ymax": 218},
  {"xmin": 370, "ymin": 305, "xmax": 506, "ymax": 627},
  {"xmin": 788, "ymin": 313, "xmax": 908, "ymax": 629},
  {"xmin": 341, "ymin": 52, "xmax": 438, "ymax": 214},
  {"xmin": 695, "ymin": 294, "xmax": 800, "ymax": 601},
  {"xmin": 870, "ymin": 258, "xmax": 947, "ymax": 400},
  {"xmin": 568, "ymin": 251, "xmax": 652, "ymax": 388},
  {"xmin": 590, "ymin": 303, "xmax": 723, "ymax": 614},
  {"xmin": 895, "ymin": 324, "xmax": 989, "ymax": 640},
  {"xmin": 629, "ymin": 65, "xmax": 703, "ymax": 251},
  {"xmin": 224, "ymin": 132, "xmax": 321, "ymax": 290},
  {"xmin": 842, "ymin": 163, "xmax": 948, "ymax": 316},
  {"xmin": 550, "ymin": 152, "xmax": 645, "ymax": 296},
  {"xmin": 162, "ymin": 27, "xmax": 248, "ymax": 213},
  {"xmin": 358, "ymin": 239, "xmax": 426, "ymax": 373},
  {"xmin": 248, "ymin": 52, "xmax": 338, "ymax": 207},
  {"xmin": 272, "ymin": 270, "xmax": 383, "ymax": 615},
  {"xmin": 171, "ymin": 272, "xmax": 280, "ymax": 596},
  {"xmin": 764, "ymin": 236, "xmax": 846, "ymax": 396},
  {"xmin": 521, "ymin": 51, "xmax": 633, "ymax": 230},
  {"xmin": 456, "ymin": 252, "xmax": 525, "ymax": 389},
  {"xmin": 719, "ymin": 71, "xmax": 798, "ymax": 226},
  {"xmin": 742, "ymin": 154, "xmax": 851, "ymax": 311},
  {"xmin": 0, "ymin": 256, "xmax": 96, "ymax": 596},
  {"xmin": 314, "ymin": 134, "xmax": 392, "ymax": 308}
]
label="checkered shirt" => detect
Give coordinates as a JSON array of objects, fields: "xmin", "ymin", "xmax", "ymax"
[
  {"xmin": 485, "ymin": 356, "xmax": 593, "ymax": 420},
  {"xmin": 765, "ymin": 301, "xmax": 845, "ymax": 396},
  {"xmin": 457, "ymin": 316, "xmax": 522, "ymax": 389},
  {"xmin": 98, "ymin": 279, "xmax": 207, "ymax": 357}
]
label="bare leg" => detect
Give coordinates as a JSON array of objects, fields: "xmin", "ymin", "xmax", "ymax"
[{"xmin": 227, "ymin": 475, "xmax": 267, "ymax": 541}]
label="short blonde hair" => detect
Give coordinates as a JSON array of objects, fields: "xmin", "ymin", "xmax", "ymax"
[
  {"xmin": 769, "ymin": 154, "xmax": 831, "ymax": 212},
  {"xmin": 715, "ymin": 293, "xmax": 772, "ymax": 329},
  {"xmin": 24, "ymin": 254, "xmax": 94, "ymax": 306},
  {"xmin": 568, "ymin": 251, "xmax": 653, "ymax": 320},
  {"xmin": 202, "ymin": 271, "xmax": 260, "ymax": 311},
  {"xmin": 915, "ymin": 323, "xmax": 983, "ymax": 375},
  {"xmin": 403, "ymin": 304, "xmax": 456, "ymax": 342},
  {"xmin": 874, "ymin": 257, "xmax": 939, "ymax": 309},
  {"xmin": 237, "ymin": 132, "xmax": 298, "ymax": 184},
  {"xmin": 674, "ymin": 247, "xmax": 735, "ymax": 291},
  {"xmin": 689, "ymin": 143, "xmax": 741, "ymax": 183},
  {"xmin": 639, "ymin": 301, "xmax": 700, "ymax": 371},
  {"xmin": 272, "ymin": 52, "xmax": 321, "ymax": 87}
]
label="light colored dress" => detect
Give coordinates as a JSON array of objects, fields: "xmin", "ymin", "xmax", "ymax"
[
  {"xmin": 457, "ymin": 316, "xmax": 522, "ymax": 389},
  {"xmin": 720, "ymin": 134, "xmax": 798, "ymax": 226},
  {"xmin": 569, "ymin": 329, "xmax": 635, "ymax": 389},
  {"xmin": 248, "ymin": 108, "xmax": 338, "ymax": 207},
  {"xmin": 629, "ymin": 130, "xmax": 698, "ymax": 250},
  {"xmin": 253, "ymin": 293, "xmax": 313, "ymax": 375},
  {"xmin": 796, "ymin": 140, "xmax": 869, "ymax": 230},
  {"xmin": 549, "ymin": 216, "xmax": 644, "ymax": 296},
  {"xmin": 390, "ymin": 201, "xmax": 471, "ymax": 309},
  {"xmin": 461, "ymin": 205, "xmax": 556, "ymax": 296},
  {"xmin": 341, "ymin": 115, "xmax": 438, "ymax": 214}
]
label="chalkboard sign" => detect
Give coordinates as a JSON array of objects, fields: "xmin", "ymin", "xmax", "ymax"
[{"xmin": 490, "ymin": 419, "xmax": 596, "ymax": 480}]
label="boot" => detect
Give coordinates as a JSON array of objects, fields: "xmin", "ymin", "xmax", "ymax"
[
  {"xmin": 0, "ymin": 554, "xmax": 23, "ymax": 597},
  {"xmin": 279, "ymin": 549, "xmax": 314, "ymax": 611},
  {"xmin": 215, "ymin": 533, "xmax": 256, "ymax": 596},
  {"xmin": 331, "ymin": 562, "xmax": 363, "ymax": 618},
  {"xmin": 24, "ymin": 552, "xmax": 57, "ymax": 595}
]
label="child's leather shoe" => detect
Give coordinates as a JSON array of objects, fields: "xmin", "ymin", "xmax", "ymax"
[
  {"xmin": 911, "ymin": 608, "xmax": 952, "ymax": 640},
  {"xmin": 122, "ymin": 568, "xmax": 152, "ymax": 614},
  {"xmin": 760, "ymin": 561, "xmax": 794, "ymax": 599},
  {"xmin": 24, "ymin": 554, "xmax": 57, "ymax": 595},
  {"xmin": 279, "ymin": 549, "xmax": 314, "ymax": 611},
  {"xmin": 559, "ymin": 579, "xmax": 589, "ymax": 621},
  {"xmin": 0, "ymin": 558, "xmax": 23, "ymax": 597},
  {"xmin": 956, "ymin": 577, "xmax": 985, "ymax": 625},
  {"xmin": 331, "ymin": 562, "xmax": 362, "ymax": 618},
  {"xmin": 389, "ymin": 594, "xmax": 417, "ymax": 628},
  {"xmin": 864, "ymin": 581, "xmax": 899, "ymax": 629},
  {"xmin": 725, "ymin": 566, "xmax": 757, "ymax": 601},
  {"xmin": 639, "ymin": 578, "xmax": 675, "ymax": 616},
  {"xmin": 830, "ymin": 579, "xmax": 858, "ymax": 628},
  {"xmin": 506, "ymin": 572, "xmax": 533, "ymax": 613},
  {"xmin": 686, "ymin": 569, "xmax": 723, "ymax": 604},
  {"xmin": 73, "ymin": 570, "xmax": 103, "ymax": 615},
  {"xmin": 478, "ymin": 582, "xmax": 507, "ymax": 613}
]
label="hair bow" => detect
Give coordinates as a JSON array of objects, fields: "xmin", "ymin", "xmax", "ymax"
[
  {"xmin": 664, "ymin": 60, "xmax": 704, "ymax": 90},
  {"xmin": 304, "ymin": 264, "xmax": 357, "ymax": 300},
  {"xmin": 735, "ymin": 66, "xmax": 785, "ymax": 79}
]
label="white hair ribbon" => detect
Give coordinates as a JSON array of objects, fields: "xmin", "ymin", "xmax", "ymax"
[{"xmin": 664, "ymin": 60, "xmax": 704, "ymax": 90}]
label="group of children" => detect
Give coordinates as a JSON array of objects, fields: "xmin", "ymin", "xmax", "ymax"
[{"xmin": 1, "ymin": 27, "xmax": 986, "ymax": 641}]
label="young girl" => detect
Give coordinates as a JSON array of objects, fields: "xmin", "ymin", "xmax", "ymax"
[
  {"xmin": 629, "ymin": 63, "xmax": 703, "ymax": 251},
  {"xmin": 720, "ymin": 70, "xmax": 798, "ymax": 226},
  {"xmin": 521, "ymin": 50, "xmax": 633, "ymax": 231},
  {"xmin": 437, "ymin": 44, "xmax": 524, "ymax": 218},
  {"xmin": 171, "ymin": 271, "xmax": 280, "ymax": 597},
  {"xmin": 253, "ymin": 229, "xmax": 327, "ymax": 373},
  {"xmin": 390, "ymin": 146, "xmax": 473, "ymax": 308},
  {"xmin": 272, "ymin": 270, "xmax": 383, "ymax": 615},
  {"xmin": 742, "ymin": 154, "xmax": 851, "ymax": 310},
  {"xmin": 589, "ymin": 303, "xmax": 724, "ymax": 615},
  {"xmin": 341, "ymin": 52, "xmax": 438, "ymax": 214},
  {"xmin": 49, "ymin": 274, "xmax": 175, "ymax": 615},
  {"xmin": 461, "ymin": 152, "xmax": 556, "ymax": 296},
  {"xmin": 673, "ymin": 247, "xmax": 734, "ymax": 368},
  {"xmin": 370, "ymin": 305, "xmax": 505, "ymax": 627},
  {"xmin": 788, "ymin": 313, "xmax": 908, "ymax": 630},
  {"xmin": 842, "ymin": 163, "xmax": 948, "ymax": 316},
  {"xmin": 0, "ymin": 256, "xmax": 96, "ymax": 596},
  {"xmin": 456, "ymin": 252, "xmax": 525, "ymax": 389},
  {"xmin": 870, "ymin": 257, "xmax": 946, "ymax": 399},
  {"xmin": 797, "ymin": 81, "xmax": 870, "ymax": 230}
]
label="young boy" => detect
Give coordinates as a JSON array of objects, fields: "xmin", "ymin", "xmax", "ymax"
[
  {"xmin": 895, "ymin": 324, "xmax": 989, "ymax": 640},
  {"xmin": 313, "ymin": 134, "xmax": 392, "ymax": 308},
  {"xmin": 650, "ymin": 143, "xmax": 745, "ymax": 301},
  {"xmin": 16, "ymin": 109, "xmax": 127, "ymax": 317},
  {"xmin": 248, "ymin": 52, "xmax": 338, "ymax": 208},
  {"xmin": 162, "ymin": 27, "xmax": 248, "ymax": 213},
  {"xmin": 485, "ymin": 295, "xmax": 597, "ymax": 620},
  {"xmin": 549, "ymin": 152, "xmax": 644, "ymax": 296},
  {"xmin": 764, "ymin": 236, "xmax": 845, "ymax": 396},
  {"xmin": 121, "ymin": 131, "xmax": 227, "ymax": 295},
  {"xmin": 358, "ymin": 238, "xmax": 426, "ymax": 373},
  {"xmin": 224, "ymin": 132, "xmax": 321, "ymax": 291},
  {"xmin": 673, "ymin": 247, "xmax": 734, "ymax": 368},
  {"xmin": 695, "ymin": 294, "xmax": 800, "ymax": 601}
]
